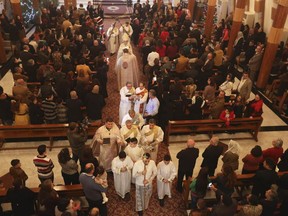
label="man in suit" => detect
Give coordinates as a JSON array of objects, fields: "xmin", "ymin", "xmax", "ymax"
[
  {"xmin": 201, "ymin": 136, "xmax": 224, "ymax": 176},
  {"xmin": 248, "ymin": 46, "xmax": 263, "ymax": 82},
  {"xmin": 176, "ymin": 138, "xmax": 199, "ymax": 192},
  {"xmin": 236, "ymin": 71, "xmax": 253, "ymax": 103}
]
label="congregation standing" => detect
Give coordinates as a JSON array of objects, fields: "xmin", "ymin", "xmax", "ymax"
[{"xmin": 0, "ymin": 0, "xmax": 288, "ymax": 216}]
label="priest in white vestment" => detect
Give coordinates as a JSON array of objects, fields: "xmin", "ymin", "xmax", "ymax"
[
  {"xmin": 133, "ymin": 153, "xmax": 157, "ymax": 215},
  {"xmin": 111, "ymin": 151, "xmax": 134, "ymax": 199},
  {"xmin": 106, "ymin": 22, "xmax": 119, "ymax": 55},
  {"xmin": 91, "ymin": 118, "xmax": 123, "ymax": 171},
  {"xmin": 121, "ymin": 109, "xmax": 145, "ymax": 129},
  {"xmin": 115, "ymin": 48, "xmax": 139, "ymax": 90},
  {"xmin": 120, "ymin": 119, "xmax": 141, "ymax": 146},
  {"xmin": 134, "ymin": 82, "xmax": 148, "ymax": 115},
  {"xmin": 119, "ymin": 82, "xmax": 136, "ymax": 124},
  {"xmin": 117, "ymin": 34, "xmax": 133, "ymax": 60},
  {"xmin": 119, "ymin": 21, "xmax": 133, "ymax": 43},
  {"xmin": 157, "ymin": 154, "xmax": 177, "ymax": 206},
  {"xmin": 140, "ymin": 119, "xmax": 164, "ymax": 162}
]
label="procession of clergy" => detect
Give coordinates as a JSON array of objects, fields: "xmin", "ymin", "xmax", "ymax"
[{"xmin": 90, "ymin": 22, "xmax": 175, "ymax": 215}]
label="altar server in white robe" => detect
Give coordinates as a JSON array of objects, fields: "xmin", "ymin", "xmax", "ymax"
[
  {"xmin": 125, "ymin": 137, "xmax": 144, "ymax": 183},
  {"xmin": 119, "ymin": 82, "xmax": 136, "ymax": 124},
  {"xmin": 140, "ymin": 118, "xmax": 164, "ymax": 162},
  {"xmin": 133, "ymin": 153, "xmax": 157, "ymax": 215},
  {"xmin": 91, "ymin": 118, "xmax": 123, "ymax": 171},
  {"xmin": 134, "ymin": 82, "xmax": 148, "ymax": 115},
  {"xmin": 111, "ymin": 151, "xmax": 134, "ymax": 199},
  {"xmin": 106, "ymin": 22, "xmax": 119, "ymax": 55},
  {"xmin": 157, "ymin": 154, "xmax": 177, "ymax": 206},
  {"xmin": 120, "ymin": 119, "xmax": 141, "ymax": 147}
]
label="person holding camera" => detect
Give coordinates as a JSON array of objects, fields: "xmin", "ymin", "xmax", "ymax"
[{"xmin": 67, "ymin": 122, "xmax": 88, "ymax": 162}]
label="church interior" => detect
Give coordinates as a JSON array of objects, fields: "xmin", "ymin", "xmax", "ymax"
[{"xmin": 0, "ymin": 0, "xmax": 288, "ymax": 215}]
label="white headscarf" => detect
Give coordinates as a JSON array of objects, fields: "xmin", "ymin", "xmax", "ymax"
[
  {"xmin": 225, "ymin": 140, "xmax": 242, "ymax": 155},
  {"xmin": 234, "ymin": 31, "xmax": 243, "ymax": 46}
]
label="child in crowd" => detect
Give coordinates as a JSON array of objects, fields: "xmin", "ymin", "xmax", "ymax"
[
  {"xmin": 94, "ymin": 166, "xmax": 108, "ymax": 204},
  {"xmin": 9, "ymin": 159, "xmax": 28, "ymax": 186}
]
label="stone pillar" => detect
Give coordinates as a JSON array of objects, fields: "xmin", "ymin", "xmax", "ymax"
[
  {"xmin": 0, "ymin": 33, "xmax": 7, "ymax": 64},
  {"xmin": 64, "ymin": 0, "xmax": 77, "ymax": 10},
  {"xmin": 188, "ymin": 0, "xmax": 196, "ymax": 21},
  {"xmin": 254, "ymin": 0, "xmax": 265, "ymax": 27},
  {"xmin": 227, "ymin": 0, "xmax": 246, "ymax": 58},
  {"xmin": 10, "ymin": 0, "xmax": 22, "ymax": 19},
  {"xmin": 204, "ymin": 0, "xmax": 216, "ymax": 39},
  {"xmin": 256, "ymin": 0, "xmax": 288, "ymax": 89}
]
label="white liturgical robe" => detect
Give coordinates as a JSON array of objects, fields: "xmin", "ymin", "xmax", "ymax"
[
  {"xmin": 120, "ymin": 125, "xmax": 141, "ymax": 146},
  {"xmin": 91, "ymin": 123, "xmax": 121, "ymax": 171},
  {"xmin": 111, "ymin": 155, "xmax": 134, "ymax": 198},
  {"xmin": 107, "ymin": 26, "xmax": 119, "ymax": 54},
  {"xmin": 118, "ymin": 86, "xmax": 136, "ymax": 124},
  {"xmin": 157, "ymin": 161, "xmax": 177, "ymax": 199},
  {"xmin": 140, "ymin": 125, "xmax": 164, "ymax": 162},
  {"xmin": 115, "ymin": 53, "xmax": 139, "ymax": 90},
  {"xmin": 133, "ymin": 159, "xmax": 157, "ymax": 211}
]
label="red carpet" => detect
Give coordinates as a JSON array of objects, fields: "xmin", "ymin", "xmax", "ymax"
[{"xmin": 102, "ymin": 20, "xmax": 187, "ymax": 215}]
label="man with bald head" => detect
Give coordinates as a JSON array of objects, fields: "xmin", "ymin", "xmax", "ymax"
[
  {"xmin": 201, "ymin": 136, "xmax": 224, "ymax": 176},
  {"xmin": 79, "ymin": 163, "xmax": 107, "ymax": 215},
  {"xmin": 176, "ymin": 138, "xmax": 199, "ymax": 192}
]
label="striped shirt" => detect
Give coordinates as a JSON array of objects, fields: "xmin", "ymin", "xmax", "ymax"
[
  {"xmin": 42, "ymin": 100, "xmax": 57, "ymax": 121},
  {"xmin": 33, "ymin": 155, "xmax": 54, "ymax": 179}
]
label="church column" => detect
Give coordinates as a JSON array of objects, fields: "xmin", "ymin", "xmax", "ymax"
[
  {"xmin": 204, "ymin": 0, "xmax": 216, "ymax": 40},
  {"xmin": 227, "ymin": 0, "xmax": 246, "ymax": 58},
  {"xmin": 64, "ymin": 0, "xmax": 77, "ymax": 10},
  {"xmin": 10, "ymin": 0, "xmax": 22, "ymax": 19},
  {"xmin": 188, "ymin": 0, "xmax": 196, "ymax": 21},
  {"xmin": 0, "ymin": 33, "xmax": 7, "ymax": 64},
  {"xmin": 256, "ymin": 0, "xmax": 288, "ymax": 89}
]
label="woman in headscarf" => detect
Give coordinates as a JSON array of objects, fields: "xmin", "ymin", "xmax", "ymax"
[
  {"xmin": 222, "ymin": 140, "xmax": 242, "ymax": 171},
  {"xmin": 234, "ymin": 31, "xmax": 244, "ymax": 55}
]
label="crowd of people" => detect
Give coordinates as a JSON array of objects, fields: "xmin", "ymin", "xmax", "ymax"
[
  {"xmin": 0, "ymin": 0, "xmax": 288, "ymax": 216},
  {"xmin": 3, "ymin": 134, "xmax": 288, "ymax": 216}
]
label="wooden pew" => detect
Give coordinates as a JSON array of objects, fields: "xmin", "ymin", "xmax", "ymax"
[
  {"xmin": 182, "ymin": 171, "xmax": 288, "ymax": 208},
  {"xmin": 0, "ymin": 184, "xmax": 84, "ymax": 204},
  {"xmin": 0, "ymin": 122, "xmax": 101, "ymax": 151},
  {"xmin": 165, "ymin": 117, "xmax": 263, "ymax": 144}
]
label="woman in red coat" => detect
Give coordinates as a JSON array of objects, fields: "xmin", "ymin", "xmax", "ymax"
[
  {"xmin": 220, "ymin": 106, "xmax": 235, "ymax": 126},
  {"xmin": 244, "ymin": 94, "xmax": 263, "ymax": 117}
]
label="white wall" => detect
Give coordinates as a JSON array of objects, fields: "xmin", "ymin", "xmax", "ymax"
[{"xmin": 248, "ymin": 0, "xmax": 288, "ymax": 43}]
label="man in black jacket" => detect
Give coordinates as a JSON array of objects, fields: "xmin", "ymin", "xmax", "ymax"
[
  {"xmin": 252, "ymin": 158, "xmax": 279, "ymax": 198},
  {"xmin": 176, "ymin": 138, "xmax": 199, "ymax": 192},
  {"xmin": 201, "ymin": 136, "xmax": 224, "ymax": 176}
]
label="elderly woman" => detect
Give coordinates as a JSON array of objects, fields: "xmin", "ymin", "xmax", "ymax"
[
  {"xmin": 262, "ymin": 138, "xmax": 284, "ymax": 164},
  {"xmin": 222, "ymin": 140, "xmax": 242, "ymax": 171}
]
